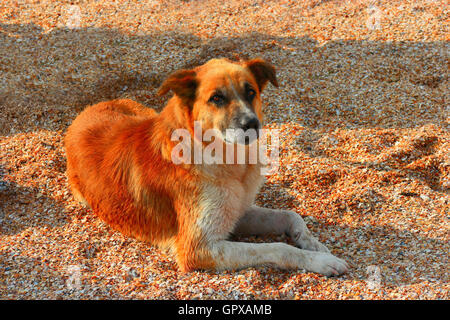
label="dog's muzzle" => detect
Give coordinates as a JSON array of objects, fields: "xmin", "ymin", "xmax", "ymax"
[{"xmin": 224, "ymin": 115, "xmax": 261, "ymax": 145}]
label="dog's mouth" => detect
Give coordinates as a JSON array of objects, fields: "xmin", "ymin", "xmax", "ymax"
[{"xmin": 222, "ymin": 128, "xmax": 260, "ymax": 145}]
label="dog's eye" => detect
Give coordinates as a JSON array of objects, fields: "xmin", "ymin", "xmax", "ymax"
[
  {"xmin": 246, "ymin": 88, "xmax": 256, "ymax": 101},
  {"xmin": 209, "ymin": 94, "xmax": 225, "ymax": 105}
]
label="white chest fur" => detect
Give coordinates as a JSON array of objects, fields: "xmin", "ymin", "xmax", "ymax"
[{"xmin": 196, "ymin": 164, "xmax": 264, "ymax": 242}]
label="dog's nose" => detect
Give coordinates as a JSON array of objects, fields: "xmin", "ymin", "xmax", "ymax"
[{"xmin": 240, "ymin": 116, "xmax": 260, "ymax": 132}]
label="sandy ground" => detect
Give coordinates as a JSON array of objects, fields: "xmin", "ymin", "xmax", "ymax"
[{"xmin": 0, "ymin": 0, "xmax": 448, "ymax": 299}]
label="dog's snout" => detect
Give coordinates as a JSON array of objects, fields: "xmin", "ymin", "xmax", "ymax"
[{"xmin": 240, "ymin": 116, "xmax": 260, "ymax": 132}]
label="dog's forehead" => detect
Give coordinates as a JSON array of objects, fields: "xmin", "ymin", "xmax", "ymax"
[
  {"xmin": 199, "ymin": 58, "xmax": 241, "ymax": 71},
  {"xmin": 196, "ymin": 59, "xmax": 255, "ymax": 90}
]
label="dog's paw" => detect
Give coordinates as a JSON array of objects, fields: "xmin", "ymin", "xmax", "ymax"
[
  {"xmin": 305, "ymin": 252, "xmax": 349, "ymax": 277},
  {"xmin": 284, "ymin": 210, "xmax": 330, "ymax": 253},
  {"xmin": 295, "ymin": 235, "xmax": 330, "ymax": 253}
]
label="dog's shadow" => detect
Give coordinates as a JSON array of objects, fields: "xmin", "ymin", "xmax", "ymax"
[
  {"xmin": 1, "ymin": 22, "xmax": 446, "ymax": 135},
  {"xmin": 0, "ymin": 166, "xmax": 68, "ymax": 235}
]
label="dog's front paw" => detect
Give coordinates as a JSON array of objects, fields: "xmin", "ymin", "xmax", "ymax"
[
  {"xmin": 284, "ymin": 211, "xmax": 330, "ymax": 253},
  {"xmin": 305, "ymin": 252, "xmax": 349, "ymax": 277},
  {"xmin": 294, "ymin": 234, "xmax": 330, "ymax": 253}
]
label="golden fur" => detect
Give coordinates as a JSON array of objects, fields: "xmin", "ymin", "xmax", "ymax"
[{"xmin": 65, "ymin": 58, "xmax": 349, "ymax": 275}]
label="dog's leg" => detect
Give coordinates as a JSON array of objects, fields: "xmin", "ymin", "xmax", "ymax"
[
  {"xmin": 209, "ymin": 240, "xmax": 348, "ymax": 276},
  {"xmin": 233, "ymin": 205, "xmax": 330, "ymax": 253},
  {"xmin": 66, "ymin": 167, "xmax": 90, "ymax": 208}
]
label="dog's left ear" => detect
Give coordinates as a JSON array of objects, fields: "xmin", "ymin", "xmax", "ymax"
[
  {"xmin": 244, "ymin": 58, "xmax": 279, "ymax": 91},
  {"xmin": 157, "ymin": 69, "xmax": 197, "ymax": 105}
]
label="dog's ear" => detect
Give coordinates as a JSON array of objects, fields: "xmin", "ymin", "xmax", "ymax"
[
  {"xmin": 157, "ymin": 69, "xmax": 197, "ymax": 105},
  {"xmin": 244, "ymin": 58, "xmax": 278, "ymax": 91}
]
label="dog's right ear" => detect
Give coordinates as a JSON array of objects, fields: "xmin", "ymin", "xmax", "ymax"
[
  {"xmin": 157, "ymin": 69, "xmax": 197, "ymax": 105},
  {"xmin": 244, "ymin": 58, "xmax": 278, "ymax": 92}
]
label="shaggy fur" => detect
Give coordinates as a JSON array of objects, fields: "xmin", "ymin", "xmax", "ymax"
[{"xmin": 65, "ymin": 58, "xmax": 348, "ymax": 275}]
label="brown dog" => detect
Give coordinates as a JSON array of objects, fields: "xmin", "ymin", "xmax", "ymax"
[{"xmin": 65, "ymin": 58, "xmax": 348, "ymax": 276}]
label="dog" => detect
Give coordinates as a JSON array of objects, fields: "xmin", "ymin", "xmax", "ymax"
[{"xmin": 65, "ymin": 58, "xmax": 348, "ymax": 276}]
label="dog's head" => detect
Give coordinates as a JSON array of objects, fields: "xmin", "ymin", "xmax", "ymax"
[{"xmin": 158, "ymin": 58, "xmax": 278, "ymax": 145}]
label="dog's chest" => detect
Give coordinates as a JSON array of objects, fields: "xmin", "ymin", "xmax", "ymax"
[{"xmin": 196, "ymin": 167, "xmax": 263, "ymax": 241}]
